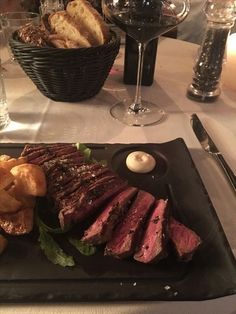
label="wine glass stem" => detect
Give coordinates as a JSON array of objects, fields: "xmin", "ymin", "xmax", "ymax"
[{"xmin": 129, "ymin": 42, "xmax": 147, "ymax": 113}]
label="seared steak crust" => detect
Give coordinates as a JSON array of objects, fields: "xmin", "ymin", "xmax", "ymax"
[
  {"xmin": 21, "ymin": 143, "xmax": 85, "ymax": 166},
  {"xmin": 21, "ymin": 143, "xmax": 71, "ymax": 156}
]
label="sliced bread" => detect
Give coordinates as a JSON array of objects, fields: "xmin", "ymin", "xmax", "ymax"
[
  {"xmin": 66, "ymin": 0, "xmax": 110, "ymax": 46},
  {"xmin": 48, "ymin": 10, "xmax": 93, "ymax": 48},
  {"xmin": 48, "ymin": 34, "xmax": 81, "ymax": 48}
]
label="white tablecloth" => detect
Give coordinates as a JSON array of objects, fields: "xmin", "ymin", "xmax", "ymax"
[{"xmin": 1, "ymin": 37, "xmax": 236, "ymax": 314}]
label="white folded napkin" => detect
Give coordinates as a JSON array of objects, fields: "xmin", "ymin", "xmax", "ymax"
[{"xmin": 203, "ymin": 117, "xmax": 236, "ymax": 176}]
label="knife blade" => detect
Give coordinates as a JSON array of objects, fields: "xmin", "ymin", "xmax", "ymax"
[{"xmin": 191, "ymin": 113, "xmax": 236, "ymax": 193}]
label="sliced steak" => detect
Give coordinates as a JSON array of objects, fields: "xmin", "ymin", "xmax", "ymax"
[
  {"xmin": 105, "ymin": 190, "xmax": 155, "ymax": 259},
  {"xmin": 22, "ymin": 143, "xmax": 85, "ymax": 166},
  {"xmin": 55, "ymin": 151, "xmax": 84, "ymax": 162},
  {"xmin": 48, "ymin": 146, "xmax": 77, "ymax": 157},
  {"xmin": 29, "ymin": 151, "xmax": 83, "ymax": 166},
  {"xmin": 47, "ymin": 163, "xmax": 104, "ymax": 190},
  {"xmin": 25, "ymin": 145, "xmax": 76, "ymax": 162},
  {"xmin": 134, "ymin": 199, "xmax": 169, "ymax": 263},
  {"xmin": 82, "ymin": 186, "xmax": 138, "ymax": 245},
  {"xmin": 58, "ymin": 171, "xmax": 118, "ymax": 208},
  {"xmin": 51, "ymin": 168, "xmax": 112, "ymax": 201},
  {"xmin": 30, "ymin": 153, "xmax": 55, "ymax": 166},
  {"xmin": 169, "ymin": 217, "xmax": 201, "ymax": 261},
  {"xmin": 21, "ymin": 143, "xmax": 72, "ymax": 157},
  {"xmin": 24, "ymin": 148, "xmax": 48, "ymax": 161},
  {"xmin": 21, "ymin": 143, "xmax": 129, "ymax": 231},
  {"xmin": 59, "ymin": 177, "xmax": 128, "ymax": 228}
]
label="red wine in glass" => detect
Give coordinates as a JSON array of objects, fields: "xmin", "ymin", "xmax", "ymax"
[{"xmin": 102, "ymin": 0, "xmax": 190, "ymax": 126}]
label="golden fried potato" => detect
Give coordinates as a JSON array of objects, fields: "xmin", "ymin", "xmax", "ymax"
[
  {"xmin": 7, "ymin": 185, "xmax": 36, "ymax": 209},
  {"xmin": 0, "ymin": 157, "xmax": 27, "ymax": 171},
  {"xmin": 0, "ymin": 155, "xmax": 11, "ymax": 162},
  {"xmin": 0, "ymin": 207, "xmax": 34, "ymax": 235},
  {"xmin": 10, "ymin": 163, "xmax": 47, "ymax": 197},
  {"xmin": 0, "ymin": 189, "xmax": 22, "ymax": 213},
  {"xmin": 0, "ymin": 167, "xmax": 14, "ymax": 190},
  {"xmin": 0, "ymin": 234, "xmax": 8, "ymax": 254}
]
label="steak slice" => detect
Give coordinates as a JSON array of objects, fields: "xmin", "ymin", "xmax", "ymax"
[
  {"xmin": 105, "ymin": 190, "xmax": 155, "ymax": 259},
  {"xmin": 25, "ymin": 146, "xmax": 77, "ymax": 162},
  {"xmin": 21, "ymin": 143, "xmax": 73, "ymax": 155},
  {"xmin": 47, "ymin": 162, "xmax": 105, "ymax": 191},
  {"xmin": 169, "ymin": 217, "xmax": 201, "ymax": 261},
  {"xmin": 59, "ymin": 177, "xmax": 128, "ymax": 228},
  {"xmin": 29, "ymin": 150, "xmax": 83, "ymax": 166},
  {"xmin": 51, "ymin": 167, "xmax": 112, "ymax": 202},
  {"xmin": 134, "ymin": 199, "xmax": 169, "ymax": 263},
  {"xmin": 24, "ymin": 148, "xmax": 48, "ymax": 161},
  {"xmin": 59, "ymin": 172, "xmax": 118, "ymax": 208},
  {"xmin": 21, "ymin": 143, "xmax": 85, "ymax": 166},
  {"xmin": 82, "ymin": 186, "xmax": 138, "ymax": 245},
  {"xmin": 29, "ymin": 152, "xmax": 55, "ymax": 166}
]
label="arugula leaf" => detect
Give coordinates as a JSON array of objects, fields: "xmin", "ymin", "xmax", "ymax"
[
  {"xmin": 68, "ymin": 237, "xmax": 97, "ymax": 256},
  {"xmin": 38, "ymin": 226, "xmax": 75, "ymax": 267},
  {"xmin": 75, "ymin": 142, "xmax": 107, "ymax": 166},
  {"xmin": 75, "ymin": 143, "xmax": 91, "ymax": 161}
]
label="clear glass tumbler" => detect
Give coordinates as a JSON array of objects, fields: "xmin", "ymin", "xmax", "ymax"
[
  {"xmin": 0, "ymin": 64, "xmax": 10, "ymax": 130},
  {"xmin": 0, "ymin": 12, "xmax": 39, "ymax": 62},
  {"xmin": 39, "ymin": 0, "xmax": 64, "ymax": 15}
]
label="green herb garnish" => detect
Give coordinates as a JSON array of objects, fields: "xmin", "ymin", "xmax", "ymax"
[
  {"xmin": 36, "ymin": 214, "xmax": 97, "ymax": 267},
  {"xmin": 75, "ymin": 142, "xmax": 107, "ymax": 166},
  {"xmin": 68, "ymin": 237, "xmax": 97, "ymax": 256},
  {"xmin": 75, "ymin": 143, "xmax": 92, "ymax": 161},
  {"xmin": 38, "ymin": 224, "xmax": 75, "ymax": 267}
]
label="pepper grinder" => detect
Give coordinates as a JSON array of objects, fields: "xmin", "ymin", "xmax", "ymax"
[{"xmin": 187, "ymin": 0, "xmax": 236, "ymax": 102}]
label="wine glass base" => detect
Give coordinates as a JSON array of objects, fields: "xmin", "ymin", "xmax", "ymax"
[{"xmin": 110, "ymin": 100, "xmax": 166, "ymax": 126}]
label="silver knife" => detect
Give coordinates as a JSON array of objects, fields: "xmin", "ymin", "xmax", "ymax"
[{"xmin": 191, "ymin": 113, "xmax": 236, "ymax": 193}]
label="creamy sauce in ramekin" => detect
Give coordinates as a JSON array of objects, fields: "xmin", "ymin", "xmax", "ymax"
[{"xmin": 126, "ymin": 151, "xmax": 156, "ymax": 173}]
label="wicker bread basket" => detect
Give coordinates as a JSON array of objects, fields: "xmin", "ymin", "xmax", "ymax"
[{"xmin": 9, "ymin": 31, "xmax": 120, "ymax": 102}]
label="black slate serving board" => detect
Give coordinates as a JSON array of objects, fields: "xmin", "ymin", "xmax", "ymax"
[{"xmin": 0, "ymin": 138, "xmax": 236, "ymax": 302}]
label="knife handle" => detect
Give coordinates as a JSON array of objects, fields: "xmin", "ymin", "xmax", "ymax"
[{"xmin": 214, "ymin": 153, "xmax": 236, "ymax": 193}]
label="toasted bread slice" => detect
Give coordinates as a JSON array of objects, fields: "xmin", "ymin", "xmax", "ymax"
[
  {"xmin": 48, "ymin": 34, "xmax": 81, "ymax": 48},
  {"xmin": 48, "ymin": 11, "xmax": 92, "ymax": 48},
  {"xmin": 66, "ymin": 0, "xmax": 110, "ymax": 46}
]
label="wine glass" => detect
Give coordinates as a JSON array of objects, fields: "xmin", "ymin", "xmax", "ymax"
[{"xmin": 102, "ymin": 0, "xmax": 190, "ymax": 126}]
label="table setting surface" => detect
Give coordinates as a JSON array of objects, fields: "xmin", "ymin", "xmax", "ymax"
[{"xmin": 1, "ymin": 36, "xmax": 236, "ymax": 313}]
